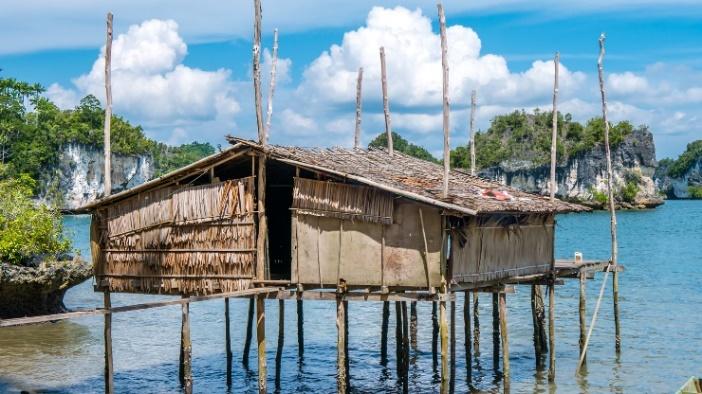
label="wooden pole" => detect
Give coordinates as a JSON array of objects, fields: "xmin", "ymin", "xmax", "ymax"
[
  {"xmin": 498, "ymin": 293, "xmax": 510, "ymax": 392},
  {"xmin": 576, "ymin": 32, "xmax": 620, "ymax": 375},
  {"xmin": 439, "ymin": 296, "xmax": 449, "ymax": 394},
  {"xmin": 381, "ymin": 301, "xmax": 390, "ymax": 365},
  {"xmin": 256, "ymin": 294, "xmax": 267, "ymax": 393},
  {"xmin": 264, "ymin": 28, "xmax": 279, "ymax": 142},
  {"xmin": 401, "ymin": 301, "xmax": 409, "ymax": 392},
  {"xmin": 180, "ymin": 299, "xmax": 193, "ymax": 394},
  {"xmin": 354, "ymin": 67, "xmax": 363, "ymax": 149},
  {"xmin": 438, "ymin": 3, "xmax": 450, "ymax": 198},
  {"xmin": 243, "ymin": 297, "xmax": 254, "ymax": 366},
  {"xmin": 550, "ymin": 51, "xmax": 560, "ymax": 200},
  {"xmin": 275, "ymin": 299, "xmax": 284, "ymax": 389},
  {"xmin": 344, "ymin": 300, "xmax": 350, "ymax": 390},
  {"xmin": 531, "ymin": 284, "xmax": 547, "ymax": 365},
  {"xmin": 464, "ymin": 291, "xmax": 472, "ymax": 383},
  {"xmin": 473, "ymin": 290, "xmax": 480, "ymax": 357},
  {"xmin": 225, "ymin": 298, "xmax": 233, "ymax": 386},
  {"xmin": 449, "ymin": 299, "xmax": 456, "ymax": 394},
  {"xmin": 297, "ymin": 298, "xmax": 304, "ymax": 359},
  {"xmin": 337, "ymin": 292, "xmax": 348, "ymax": 394},
  {"xmin": 613, "ymin": 269, "xmax": 621, "ymax": 353},
  {"xmin": 103, "ymin": 12, "xmax": 113, "ymax": 197},
  {"xmin": 103, "ymin": 291, "xmax": 114, "ymax": 394},
  {"xmin": 579, "ymin": 271, "xmax": 587, "ymax": 365},
  {"xmin": 492, "ymin": 292, "xmax": 500, "ymax": 372},
  {"xmin": 469, "ymin": 90, "xmax": 477, "ymax": 176},
  {"xmin": 253, "ymin": 0, "xmax": 265, "ymax": 145},
  {"xmin": 548, "ymin": 283, "xmax": 556, "ymax": 382},
  {"xmin": 379, "ymin": 47, "xmax": 393, "ymax": 156},
  {"xmin": 410, "ymin": 301, "xmax": 418, "ymax": 350},
  {"xmin": 395, "ymin": 301, "xmax": 403, "ymax": 378},
  {"xmin": 432, "ymin": 300, "xmax": 438, "ymax": 370}
]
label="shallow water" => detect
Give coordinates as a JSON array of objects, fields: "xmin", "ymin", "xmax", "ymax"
[{"xmin": 1, "ymin": 201, "xmax": 701, "ymax": 393}]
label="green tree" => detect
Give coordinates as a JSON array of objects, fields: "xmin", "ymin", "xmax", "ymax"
[{"xmin": 368, "ymin": 131, "xmax": 437, "ymax": 163}]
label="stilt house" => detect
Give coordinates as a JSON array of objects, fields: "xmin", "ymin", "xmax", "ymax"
[{"xmin": 82, "ymin": 137, "xmax": 587, "ymax": 296}]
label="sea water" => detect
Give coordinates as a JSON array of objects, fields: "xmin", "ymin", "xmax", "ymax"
[{"xmin": 0, "ymin": 201, "xmax": 700, "ymax": 393}]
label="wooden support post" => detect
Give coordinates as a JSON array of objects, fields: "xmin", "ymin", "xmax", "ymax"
[
  {"xmin": 252, "ymin": 0, "xmax": 265, "ymax": 145},
  {"xmin": 381, "ymin": 301, "xmax": 390, "ymax": 366},
  {"xmin": 297, "ymin": 298, "xmax": 304, "ymax": 359},
  {"xmin": 337, "ymin": 291, "xmax": 348, "ymax": 394},
  {"xmin": 180, "ymin": 298, "xmax": 193, "ymax": 394},
  {"xmin": 438, "ymin": 2, "xmax": 450, "ymax": 198},
  {"xmin": 613, "ymin": 271, "xmax": 621, "ymax": 353},
  {"xmin": 344, "ymin": 300, "xmax": 350, "ymax": 390},
  {"xmin": 550, "ymin": 51, "xmax": 560, "ymax": 200},
  {"xmin": 256, "ymin": 294, "xmax": 267, "ymax": 394},
  {"xmin": 243, "ymin": 297, "xmax": 254, "ymax": 366},
  {"xmin": 103, "ymin": 12, "xmax": 113, "ymax": 198},
  {"xmin": 275, "ymin": 300, "xmax": 284, "ymax": 389},
  {"xmin": 492, "ymin": 292, "xmax": 500, "ymax": 373},
  {"xmin": 401, "ymin": 301, "xmax": 409, "ymax": 392},
  {"xmin": 354, "ymin": 67, "xmax": 363, "ymax": 149},
  {"xmin": 464, "ymin": 291, "xmax": 472, "ymax": 383},
  {"xmin": 410, "ymin": 301, "xmax": 418, "ymax": 350},
  {"xmin": 579, "ymin": 271, "xmax": 587, "ymax": 365},
  {"xmin": 473, "ymin": 291, "xmax": 480, "ymax": 357},
  {"xmin": 395, "ymin": 301, "xmax": 403, "ymax": 378},
  {"xmin": 432, "ymin": 301, "xmax": 438, "ymax": 370},
  {"xmin": 531, "ymin": 284, "xmax": 548, "ymax": 366},
  {"xmin": 225, "ymin": 298, "xmax": 233, "ymax": 386},
  {"xmin": 379, "ymin": 47, "xmax": 393, "ymax": 156},
  {"xmin": 103, "ymin": 291, "xmax": 114, "ymax": 394},
  {"xmin": 264, "ymin": 28, "xmax": 279, "ymax": 142},
  {"xmin": 439, "ymin": 296, "xmax": 449, "ymax": 394},
  {"xmin": 548, "ymin": 284, "xmax": 556, "ymax": 382},
  {"xmin": 449, "ymin": 298, "xmax": 456, "ymax": 394},
  {"xmin": 469, "ymin": 90, "xmax": 477, "ymax": 175},
  {"xmin": 499, "ymin": 293, "xmax": 510, "ymax": 393}
]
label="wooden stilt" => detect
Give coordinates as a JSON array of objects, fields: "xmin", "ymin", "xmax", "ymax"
[
  {"xmin": 492, "ymin": 292, "xmax": 500, "ymax": 372},
  {"xmin": 449, "ymin": 299, "xmax": 456, "ymax": 394},
  {"xmin": 297, "ymin": 298, "xmax": 304, "ymax": 359},
  {"xmin": 243, "ymin": 297, "xmax": 254, "ymax": 366},
  {"xmin": 613, "ymin": 271, "xmax": 621, "ymax": 353},
  {"xmin": 381, "ymin": 301, "xmax": 390, "ymax": 366},
  {"xmin": 531, "ymin": 284, "xmax": 548, "ymax": 366},
  {"xmin": 579, "ymin": 271, "xmax": 587, "ymax": 365},
  {"xmin": 401, "ymin": 301, "xmax": 409, "ymax": 393},
  {"xmin": 256, "ymin": 294, "xmax": 267, "ymax": 394},
  {"xmin": 225, "ymin": 298, "xmax": 233, "ymax": 386},
  {"xmin": 395, "ymin": 301, "xmax": 403, "ymax": 378},
  {"xmin": 432, "ymin": 301, "xmax": 438, "ymax": 370},
  {"xmin": 439, "ymin": 297, "xmax": 449, "ymax": 394},
  {"xmin": 410, "ymin": 301, "xmax": 418, "ymax": 350},
  {"xmin": 275, "ymin": 300, "xmax": 284, "ymax": 389},
  {"xmin": 180, "ymin": 298, "xmax": 193, "ymax": 394},
  {"xmin": 498, "ymin": 293, "xmax": 510, "ymax": 393},
  {"xmin": 548, "ymin": 284, "xmax": 556, "ymax": 382},
  {"xmin": 103, "ymin": 291, "xmax": 114, "ymax": 394},
  {"xmin": 344, "ymin": 300, "xmax": 350, "ymax": 391},
  {"xmin": 473, "ymin": 291, "xmax": 480, "ymax": 357},
  {"xmin": 337, "ymin": 292, "xmax": 347, "ymax": 394},
  {"xmin": 464, "ymin": 291, "xmax": 472, "ymax": 383}
]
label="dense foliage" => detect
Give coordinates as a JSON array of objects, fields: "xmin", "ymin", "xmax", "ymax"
[
  {"xmin": 664, "ymin": 140, "xmax": 702, "ymax": 178},
  {"xmin": 0, "ymin": 167, "xmax": 70, "ymax": 265},
  {"xmin": 368, "ymin": 131, "xmax": 438, "ymax": 163},
  {"xmin": 450, "ymin": 110, "xmax": 634, "ymax": 170},
  {"xmin": 0, "ymin": 77, "xmax": 214, "ymax": 188}
]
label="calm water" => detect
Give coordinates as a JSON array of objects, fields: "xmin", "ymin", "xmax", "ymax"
[{"xmin": 1, "ymin": 201, "xmax": 701, "ymax": 393}]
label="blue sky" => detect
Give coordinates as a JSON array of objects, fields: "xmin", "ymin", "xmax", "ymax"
[{"xmin": 1, "ymin": 1, "xmax": 701, "ymax": 159}]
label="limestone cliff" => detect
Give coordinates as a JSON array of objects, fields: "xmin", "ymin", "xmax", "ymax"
[
  {"xmin": 479, "ymin": 128, "xmax": 664, "ymax": 209},
  {"xmin": 655, "ymin": 157, "xmax": 702, "ymax": 199}
]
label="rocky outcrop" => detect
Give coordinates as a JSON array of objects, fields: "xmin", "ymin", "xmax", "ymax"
[
  {"xmin": 39, "ymin": 143, "xmax": 154, "ymax": 210},
  {"xmin": 655, "ymin": 158, "xmax": 702, "ymax": 199},
  {"xmin": 479, "ymin": 128, "xmax": 664, "ymax": 209},
  {"xmin": 0, "ymin": 257, "xmax": 92, "ymax": 318}
]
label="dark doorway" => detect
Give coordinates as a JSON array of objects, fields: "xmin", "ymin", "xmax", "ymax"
[{"xmin": 265, "ymin": 160, "xmax": 294, "ymax": 280}]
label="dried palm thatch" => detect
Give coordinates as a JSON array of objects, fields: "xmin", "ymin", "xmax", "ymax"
[
  {"xmin": 292, "ymin": 177, "xmax": 394, "ymax": 224},
  {"xmin": 93, "ymin": 177, "xmax": 256, "ymax": 295}
]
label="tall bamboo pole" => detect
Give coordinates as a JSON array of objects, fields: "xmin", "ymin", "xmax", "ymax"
[
  {"xmin": 354, "ymin": 67, "xmax": 363, "ymax": 149},
  {"xmin": 576, "ymin": 32, "xmax": 620, "ymax": 375},
  {"xmin": 550, "ymin": 52, "xmax": 560, "ymax": 200},
  {"xmin": 253, "ymin": 0, "xmax": 265, "ymax": 145},
  {"xmin": 379, "ymin": 47, "xmax": 393, "ymax": 156},
  {"xmin": 264, "ymin": 28, "xmax": 279, "ymax": 142},
  {"xmin": 438, "ymin": 3, "xmax": 450, "ymax": 198},
  {"xmin": 469, "ymin": 90, "xmax": 477, "ymax": 176},
  {"xmin": 104, "ymin": 12, "xmax": 113, "ymax": 197}
]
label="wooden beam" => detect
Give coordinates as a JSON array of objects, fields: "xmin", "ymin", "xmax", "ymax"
[
  {"xmin": 438, "ymin": 2, "xmax": 450, "ymax": 198},
  {"xmin": 104, "ymin": 12, "xmax": 113, "ymax": 197}
]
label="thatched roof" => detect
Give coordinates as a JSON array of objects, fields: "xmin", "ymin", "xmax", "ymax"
[
  {"xmin": 80, "ymin": 137, "xmax": 588, "ymax": 215},
  {"xmin": 229, "ymin": 137, "xmax": 587, "ymax": 215}
]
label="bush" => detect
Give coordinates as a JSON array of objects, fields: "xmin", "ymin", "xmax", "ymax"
[
  {"xmin": 619, "ymin": 181, "xmax": 639, "ymax": 203},
  {"xmin": 0, "ymin": 171, "xmax": 70, "ymax": 265},
  {"xmin": 688, "ymin": 185, "xmax": 702, "ymax": 199},
  {"xmin": 590, "ymin": 188, "xmax": 608, "ymax": 204}
]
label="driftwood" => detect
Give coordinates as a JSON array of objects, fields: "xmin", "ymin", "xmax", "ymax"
[
  {"xmin": 438, "ymin": 3, "xmax": 450, "ymax": 198},
  {"xmin": 354, "ymin": 67, "xmax": 363, "ymax": 149},
  {"xmin": 379, "ymin": 47, "xmax": 394, "ymax": 156}
]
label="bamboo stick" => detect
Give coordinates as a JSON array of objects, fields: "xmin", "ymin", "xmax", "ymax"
[
  {"xmin": 104, "ymin": 12, "xmax": 113, "ymax": 197},
  {"xmin": 469, "ymin": 90, "xmax": 477, "ymax": 176},
  {"xmin": 264, "ymin": 28, "xmax": 279, "ymax": 142},
  {"xmin": 256, "ymin": 294, "xmax": 267, "ymax": 393},
  {"xmin": 354, "ymin": 67, "xmax": 363, "ymax": 149},
  {"xmin": 103, "ymin": 291, "xmax": 114, "ymax": 394},
  {"xmin": 379, "ymin": 47, "xmax": 393, "ymax": 156},
  {"xmin": 225, "ymin": 298, "xmax": 233, "ymax": 386},
  {"xmin": 499, "ymin": 293, "xmax": 510, "ymax": 392},
  {"xmin": 243, "ymin": 297, "xmax": 254, "ymax": 367},
  {"xmin": 550, "ymin": 52, "xmax": 560, "ymax": 200},
  {"xmin": 438, "ymin": 2, "xmax": 450, "ymax": 198}
]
